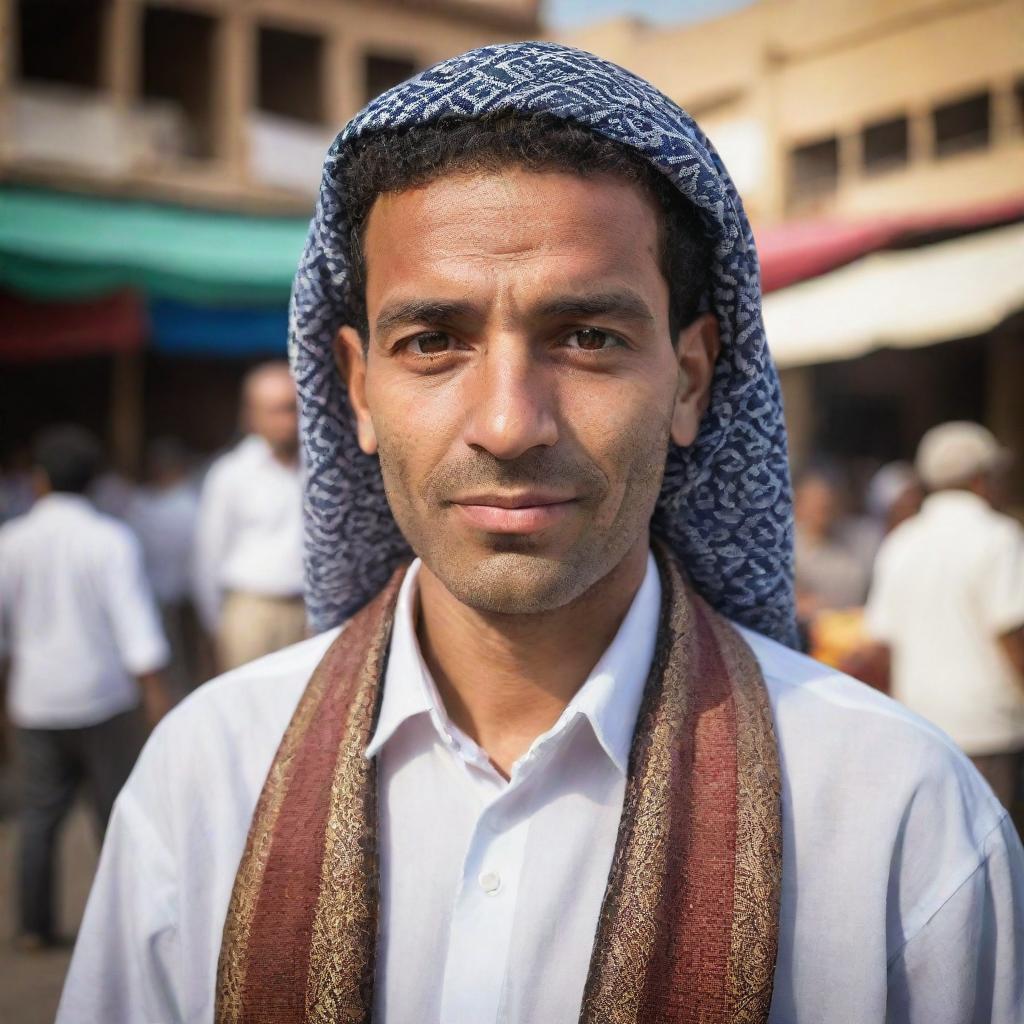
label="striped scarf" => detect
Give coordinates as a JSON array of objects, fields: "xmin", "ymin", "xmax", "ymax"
[{"xmin": 215, "ymin": 546, "xmax": 782, "ymax": 1023}]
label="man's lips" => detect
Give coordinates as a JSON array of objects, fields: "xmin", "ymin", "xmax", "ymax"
[{"xmin": 450, "ymin": 492, "xmax": 578, "ymax": 534}]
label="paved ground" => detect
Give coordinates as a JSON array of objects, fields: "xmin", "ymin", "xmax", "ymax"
[{"xmin": 0, "ymin": 786, "xmax": 98, "ymax": 1024}]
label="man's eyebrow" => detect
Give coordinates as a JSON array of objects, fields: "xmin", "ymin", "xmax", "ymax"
[
  {"xmin": 535, "ymin": 290, "xmax": 656, "ymax": 324},
  {"xmin": 374, "ymin": 299, "xmax": 477, "ymax": 335}
]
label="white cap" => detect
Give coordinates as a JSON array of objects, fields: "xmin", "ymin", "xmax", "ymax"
[{"xmin": 915, "ymin": 421, "xmax": 1010, "ymax": 490}]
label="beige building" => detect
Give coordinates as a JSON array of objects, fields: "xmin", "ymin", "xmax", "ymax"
[
  {"xmin": 0, "ymin": 0, "xmax": 539, "ymax": 213},
  {"xmin": 567, "ymin": 0, "xmax": 1024, "ymax": 502},
  {"xmin": 565, "ymin": 0, "xmax": 1024, "ymax": 226}
]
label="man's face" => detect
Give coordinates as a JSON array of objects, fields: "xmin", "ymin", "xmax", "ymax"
[{"xmin": 341, "ymin": 168, "xmax": 711, "ymax": 614}]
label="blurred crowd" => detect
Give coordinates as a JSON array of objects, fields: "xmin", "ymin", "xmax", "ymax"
[
  {"xmin": 0, "ymin": 360, "xmax": 306, "ymax": 949},
  {"xmin": 795, "ymin": 425, "xmax": 1024, "ymax": 812},
  {"xmin": 1, "ymin": 363, "xmax": 1023, "ymax": 948}
]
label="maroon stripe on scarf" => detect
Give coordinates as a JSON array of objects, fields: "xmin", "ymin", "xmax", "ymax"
[
  {"xmin": 642, "ymin": 594, "xmax": 738, "ymax": 1021},
  {"xmin": 237, "ymin": 600, "xmax": 385, "ymax": 1021}
]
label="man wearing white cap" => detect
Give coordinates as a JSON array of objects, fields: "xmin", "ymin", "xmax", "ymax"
[{"xmin": 866, "ymin": 421, "xmax": 1024, "ymax": 809}]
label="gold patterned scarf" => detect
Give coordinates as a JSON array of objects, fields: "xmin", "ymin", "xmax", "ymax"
[{"xmin": 215, "ymin": 547, "xmax": 782, "ymax": 1023}]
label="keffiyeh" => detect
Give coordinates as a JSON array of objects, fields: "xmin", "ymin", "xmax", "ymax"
[{"xmin": 289, "ymin": 41, "xmax": 797, "ymax": 647}]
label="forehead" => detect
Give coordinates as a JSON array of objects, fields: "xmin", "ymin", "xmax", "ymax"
[
  {"xmin": 361, "ymin": 169, "xmax": 664, "ymax": 299},
  {"xmin": 246, "ymin": 370, "xmax": 295, "ymax": 404}
]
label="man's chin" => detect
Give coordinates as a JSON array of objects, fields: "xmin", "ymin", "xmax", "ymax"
[{"xmin": 425, "ymin": 546, "xmax": 598, "ymax": 616}]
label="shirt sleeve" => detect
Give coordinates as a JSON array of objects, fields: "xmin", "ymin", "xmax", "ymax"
[
  {"xmin": 56, "ymin": 729, "xmax": 184, "ymax": 1024},
  {"xmin": 885, "ymin": 815, "xmax": 1024, "ymax": 1023},
  {"xmin": 192, "ymin": 462, "xmax": 233, "ymax": 633},
  {"xmin": 982, "ymin": 524, "xmax": 1024, "ymax": 637},
  {"xmin": 104, "ymin": 529, "xmax": 170, "ymax": 676}
]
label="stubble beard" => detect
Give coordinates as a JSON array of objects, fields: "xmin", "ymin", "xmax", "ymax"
[{"xmin": 375, "ymin": 420, "xmax": 672, "ymax": 616}]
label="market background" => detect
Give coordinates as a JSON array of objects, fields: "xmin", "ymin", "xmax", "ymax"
[{"xmin": 1, "ymin": 0, "xmax": 1022, "ymax": 1018}]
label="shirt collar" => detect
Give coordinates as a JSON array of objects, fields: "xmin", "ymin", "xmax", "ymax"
[
  {"xmin": 364, "ymin": 552, "xmax": 661, "ymax": 776},
  {"xmin": 34, "ymin": 492, "xmax": 92, "ymax": 514},
  {"xmin": 922, "ymin": 490, "xmax": 989, "ymax": 515}
]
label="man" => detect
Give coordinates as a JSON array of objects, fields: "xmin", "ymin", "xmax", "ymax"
[
  {"xmin": 0, "ymin": 425, "xmax": 171, "ymax": 950},
  {"xmin": 193, "ymin": 361, "xmax": 306, "ymax": 670},
  {"xmin": 865, "ymin": 421, "xmax": 1024, "ymax": 810},
  {"xmin": 127, "ymin": 438, "xmax": 201, "ymax": 696},
  {"xmin": 60, "ymin": 45, "xmax": 1022, "ymax": 1022},
  {"xmin": 793, "ymin": 468, "xmax": 872, "ymax": 617}
]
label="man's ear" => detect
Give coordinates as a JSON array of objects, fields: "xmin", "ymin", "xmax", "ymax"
[
  {"xmin": 333, "ymin": 326, "xmax": 378, "ymax": 455},
  {"xmin": 670, "ymin": 313, "xmax": 720, "ymax": 447}
]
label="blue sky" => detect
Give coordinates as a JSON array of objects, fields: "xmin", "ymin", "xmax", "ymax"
[{"xmin": 544, "ymin": 0, "xmax": 755, "ymax": 30}]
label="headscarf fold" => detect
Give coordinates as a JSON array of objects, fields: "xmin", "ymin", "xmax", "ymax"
[{"xmin": 290, "ymin": 41, "xmax": 797, "ymax": 647}]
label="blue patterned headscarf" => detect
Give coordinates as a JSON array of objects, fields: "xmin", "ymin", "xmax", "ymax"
[{"xmin": 290, "ymin": 41, "xmax": 797, "ymax": 647}]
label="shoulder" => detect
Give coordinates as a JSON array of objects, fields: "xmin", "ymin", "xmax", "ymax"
[
  {"xmin": 201, "ymin": 439, "xmax": 257, "ymax": 488},
  {"xmin": 982, "ymin": 506, "xmax": 1024, "ymax": 550},
  {"xmin": 871, "ymin": 513, "xmax": 924, "ymax": 567},
  {"xmin": 86, "ymin": 507, "xmax": 145, "ymax": 557},
  {"xmin": 142, "ymin": 628, "xmax": 341, "ymax": 787},
  {"xmin": 739, "ymin": 626, "xmax": 1006, "ymax": 843},
  {"xmin": 0, "ymin": 512, "xmax": 31, "ymax": 546}
]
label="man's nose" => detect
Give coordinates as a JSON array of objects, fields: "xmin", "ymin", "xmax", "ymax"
[{"xmin": 462, "ymin": 342, "xmax": 558, "ymax": 460}]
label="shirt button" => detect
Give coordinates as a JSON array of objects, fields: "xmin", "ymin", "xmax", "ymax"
[{"xmin": 478, "ymin": 871, "xmax": 501, "ymax": 895}]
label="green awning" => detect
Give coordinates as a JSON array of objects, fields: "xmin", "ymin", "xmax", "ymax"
[{"xmin": 0, "ymin": 187, "xmax": 310, "ymax": 305}]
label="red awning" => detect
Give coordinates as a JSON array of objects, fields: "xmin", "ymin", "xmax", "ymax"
[
  {"xmin": 0, "ymin": 289, "xmax": 145, "ymax": 362},
  {"xmin": 757, "ymin": 195, "xmax": 1024, "ymax": 294}
]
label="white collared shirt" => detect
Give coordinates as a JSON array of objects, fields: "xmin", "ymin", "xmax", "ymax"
[
  {"xmin": 0, "ymin": 494, "xmax": 170, "ymax": 728},
  {"xmin": 59, "ymin": 555, "xmax": 1024, "ymax": 1023},
  {"xmin": 192, "ymin": 436, "xmax": 304, "ymax": 631},
  {"xmin": 367, "ymin": 556, "xmax": 658, "ymax": 1023},
  {"xmin": 866, "ymin": 490, "xmax": 1024, "ymax": 754}
]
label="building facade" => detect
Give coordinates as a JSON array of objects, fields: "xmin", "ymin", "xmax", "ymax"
[{"xmin": 0, "ymin": 0, "xmax": 539, "ymax": 212}]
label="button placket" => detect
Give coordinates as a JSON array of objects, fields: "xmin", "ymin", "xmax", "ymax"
[{"xmin": 439, "ymin": 796, "xmax": 530, "ymax": 1024}]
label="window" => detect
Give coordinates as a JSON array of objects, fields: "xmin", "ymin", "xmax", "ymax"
[
  {"xmin": 862, "ymin": 115, "xmax": 909, "ymax": 175},
  {"xmin": 933, "ymin": 91, "xmax": 990, "ymax": 158},
  {"xmin": 17, "ymin": 0, "xmax": 104, "ymax": 88},
  {"xmin": 365, "ymin": 54, "xmax": 416, "ymax": 103},
  {"xmin": 258, "ymin": 27, "xmax": 325, "ymax": 124},
  {"xmin": 141, "ymin": 7, "xmax": 218, "ymax": 159},
  {"xmin": 788, "ymin": 136, "xmax": 839, "ymax": 208}
]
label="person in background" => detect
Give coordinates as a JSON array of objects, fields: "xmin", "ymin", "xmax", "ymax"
[
  {"xmin": 0, "ymin": 425, "xmax": 171, "ymax": 951},
  {"xmin": 192, "ymin": 361, "xmax": 305, "ymax": 671},
  {"xmin": 865, "ymin": 460, "xmax": 924, "ymax": 540},
  {"xmin": 793, "ymin": 468, "xmax": 872, "ymax": 624},
  {"xmin": 88, "ymin": 464, "xmax": 138, "ymax": 520},
  {"xmin": 813, "ymin": 461, "xmax": 925, "ymax": 686},
  {"xmin": 127, "ymin": 438, "xmax": 201, "ymax": 696},
  {"xmin": 854, "ymin": 459, "xmax": 924, "ymax": 572},
  {"xmin": 0, "ymin": 443, "xmax": 34, "ymax": 523},
  {"xmin": 865, "ymin": 422, "xmax": 1024, "ymax": 813}
]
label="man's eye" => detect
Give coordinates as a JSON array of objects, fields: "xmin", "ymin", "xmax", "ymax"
[
  {"xmin": 563, "ymin": 328, "xmax": 624, "ymax": 351},
  {"xmin": 408, "ymin": 332, "xmax": 455, "ymax": 355}
]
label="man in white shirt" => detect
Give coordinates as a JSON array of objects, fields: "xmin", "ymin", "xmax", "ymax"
[
  {"xmin": 0, "ymin": 425, "xmax": 171, "ymax": 950},
  {"xmin": 866, "ymin": 421, "xmax": 1024, "ymax": 810},
  {"xmin": 60, "ymin": 45, "xmax": 1024, "ymax": 1023},
  {"xmin": 192, "ymin": 361, "xmax": 305, "ymax": 671},
  {"xmin": 127, "ymin": 438, "xmax": 201, "ymax": 696}
]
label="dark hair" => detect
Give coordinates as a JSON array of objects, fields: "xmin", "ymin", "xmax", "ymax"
[
  {"xmin": 340, "ymin": 111, "xmax": 711, "ymax": 339},
  {"xmin": 33, "ymin": 425, "xmax": 103, "ymax": 494}
]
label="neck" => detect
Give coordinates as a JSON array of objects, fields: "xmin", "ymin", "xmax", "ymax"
[
  {"xmin": 265, "ymin": 442, "xmax": 298, "ymax": 467},
  {"xmin": 416, "ymin": 535, "xmax": 650, "ymax": 777}
]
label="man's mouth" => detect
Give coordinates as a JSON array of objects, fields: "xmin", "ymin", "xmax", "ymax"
[{"xmin": 449, "ymin": 491, "xmax": 578, "ymax": 534}]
